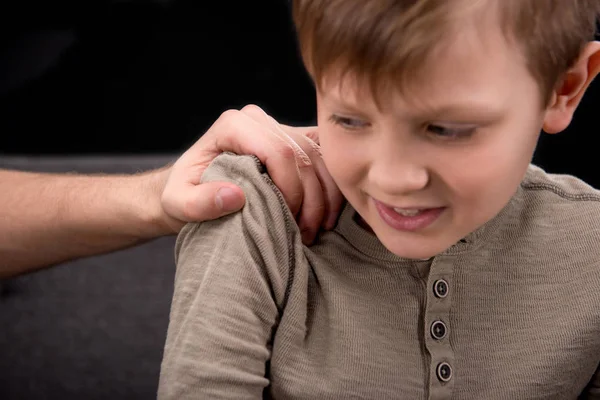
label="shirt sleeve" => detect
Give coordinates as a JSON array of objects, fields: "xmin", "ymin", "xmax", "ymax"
[{"xmin": 157, "ymin": 153, "xmax": 297, "ymax": 400}]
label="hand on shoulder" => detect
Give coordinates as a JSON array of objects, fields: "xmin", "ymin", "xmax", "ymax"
[{"xmin": 160, "ymin": 105, "xmax": 344, "ymax": 244}]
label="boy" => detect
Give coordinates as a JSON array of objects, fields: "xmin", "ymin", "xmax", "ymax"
[{"xmin": 158, "ymin": 1, "xmax": 600, "ymax": 399}]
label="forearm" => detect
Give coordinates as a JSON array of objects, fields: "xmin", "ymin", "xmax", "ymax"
[{"xmin": 0, "ymin": 167, "xmax": 174, "ymax": 277}]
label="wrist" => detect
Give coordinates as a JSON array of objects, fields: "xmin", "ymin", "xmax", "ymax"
[{"xmin": 139, "ymin": 166, "xmax": 178, "ymax": 237}]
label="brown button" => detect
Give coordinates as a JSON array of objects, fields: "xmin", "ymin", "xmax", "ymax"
[
  {"xmin": 430, "ymin": 320, "xmax": 447, "ymax": 340},
  {"xmin": 433, "ymin": 279, "xmax": 448, "ymax": 298},
  {"xmin": 437, "ymin": 362, "xmax": 452, "ymax": 382}
]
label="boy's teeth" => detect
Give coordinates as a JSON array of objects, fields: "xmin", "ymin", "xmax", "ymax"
[{"xmin": 393, "ymin": 208, "xmax": 423, "ymax": 217}]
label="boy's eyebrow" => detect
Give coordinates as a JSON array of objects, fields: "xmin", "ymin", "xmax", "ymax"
[
  {"xmin": 323, "ymin": 93, "xmax": 505, "ymax": 122},
  {"xmin": 417, "ymin": 102, "xmax": 505, "ymax": 121},
  {"xmin": 321, "ymin": 93, "xmax": 370, "ymax": 114}
]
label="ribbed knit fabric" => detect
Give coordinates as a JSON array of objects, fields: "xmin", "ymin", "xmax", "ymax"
[{"xmin": 158, "ymin": 153, "xmax": 600, "ymax": 400}]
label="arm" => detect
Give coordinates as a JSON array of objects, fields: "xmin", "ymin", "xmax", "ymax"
[
  {"xmin": 158, "ymin": 154, "xmax": 293, "ymax": 399},
  {"xmin": 0, "ymin": 167, "xmax": 172, "ymax": 277},
  {"xmin": 0, "ymin": 104, "xmax": 342, "ymax": 277}
]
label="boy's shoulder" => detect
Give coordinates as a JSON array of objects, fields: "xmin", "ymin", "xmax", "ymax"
[
  {"xmin": 200, "ymin": 152, "xmax": 297, "ymax": 225},
  {"xmin": 174, "ymin": 153, "xmax": 301, "ymax": 312},
  {"xmin": 201, "ymin": 151, "xmax": 271, "ymax": 187},
  {"xmin": 522, "ymin": 164, "xmax": 600, "ymax": 203},
  {"xmin": 195, "ymin": 152, "xmax": 300, "ymax": 244},
  {"xmin": 515, "ymin": 164, "xmax": 600, "ymax": 248}
]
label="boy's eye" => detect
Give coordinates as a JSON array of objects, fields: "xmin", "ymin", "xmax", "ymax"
[
  {"xmin": 328, "ymin": 115, "xmax": 368, "ymax": 130},
  {"xmin": 427, "ymin": 124, "xmax": 476, "ymax": 139}
]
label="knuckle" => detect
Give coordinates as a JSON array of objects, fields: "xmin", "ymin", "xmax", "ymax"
[
  {"xmin": 218, "ymin": 108, "xmax": 240, "ymax": 122},
  {"xmin": 240, "ymin": 104, "xmax": 265, "ymax": 117},
  {"xmin": 277, "ymin": 137, "xmax": 312, "ymax": 167},
  {"xmin": 304, "ymin": 129, "xmax": 320, "ymax": 144},
  {"xmin": 283, "ymin": 133, "xmax": 320, "ymax": 167},
  {"xmin": 276, "ymin": 140, "xmax": 300, "ymax": 160},
  {"xmin": 301, "ymin": 135, "xmax": 323, "ymax": 158},
  {"xmin": 294, "ymin": 146, "xmax": 313, "ymax": 168},
  {"xmin": 217, "ymin": 109, "xmax": 245, "ymax": 132},
  {"xmin": 279, "ymin": 141, "xmax": 312, "ymax": 168},
  {"xmin": 296, "ymin": 152, "xmax": 313, "ymax": 169},
  {"xmin": 305, "ymin": 202, "xmax": 327, "ymax": 215}
]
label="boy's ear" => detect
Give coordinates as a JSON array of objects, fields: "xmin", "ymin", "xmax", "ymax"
[{"xmin": 543, "ymin": 41, "xmax": 600, "ymax": 134}]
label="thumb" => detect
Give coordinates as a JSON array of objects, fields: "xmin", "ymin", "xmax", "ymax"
[{"xmin": 181, "ymin": 182, "xmax": 246, "ymax": 223}]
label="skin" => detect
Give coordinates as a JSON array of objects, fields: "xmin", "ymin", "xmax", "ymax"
[
  {"xmin": 315, "ymin": 19, "xmax": 600, "ymax": 260},
  {"xmin": 0, "ymin": 106, "xmax": 344, "ymax": 278}
]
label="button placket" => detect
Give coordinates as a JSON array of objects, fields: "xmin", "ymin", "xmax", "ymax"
[{"xmin": 423, "ymin": 257, "xmax": 455, "ymax": 399}]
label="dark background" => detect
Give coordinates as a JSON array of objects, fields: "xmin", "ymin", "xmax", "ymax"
[
  {"xmin": 1, "ymin": 0, "xmax": 599, "ymax": 188},
  {"xmin": 0, "ymin": 1, "xmax": 316, "ymax": 155}
]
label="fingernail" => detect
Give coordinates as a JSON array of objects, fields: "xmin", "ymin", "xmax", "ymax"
[{"xmin": 216, "ymin": 187, "xmax": 244, "ymax": 212}]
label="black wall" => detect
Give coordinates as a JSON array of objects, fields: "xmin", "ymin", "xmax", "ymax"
[
  {"xmin": 1, "ymin": 1, "xmax": 316, "ymax": 155},
  {"xmin": 1, "ymin": 1, "xmax": 599, "ymax": 187}
]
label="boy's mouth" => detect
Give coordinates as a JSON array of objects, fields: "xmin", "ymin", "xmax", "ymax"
[
  {"xmin": 373, "ymin": 199, "xmax": 446, "ymax": 232},
  {"xmin": 393, "ymin": 208, "xmax": 425, "ymax": 217}
]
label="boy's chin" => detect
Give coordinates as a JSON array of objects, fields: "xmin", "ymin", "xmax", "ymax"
[
  {"xmin": 357, "ymin": 211, "xmax": 458, "ymax": 260},
  {"xmin": 376, "ymin": 232, "xmax": 450, "ymax": 261}
]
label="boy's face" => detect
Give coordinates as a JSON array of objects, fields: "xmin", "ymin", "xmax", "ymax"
[{"xmin": 316, "ymin": 24, "xmax": 548, "ymax": 260}]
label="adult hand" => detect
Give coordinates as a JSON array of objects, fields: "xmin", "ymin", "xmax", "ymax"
[{"xmin": 161, "ymin": 105, "xmax": 344, "ymax": 244}]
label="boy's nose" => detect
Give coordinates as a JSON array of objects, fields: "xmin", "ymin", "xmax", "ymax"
[{"xmin": 367, "ymin": 149, "xmax": 430, "ymax": 196}]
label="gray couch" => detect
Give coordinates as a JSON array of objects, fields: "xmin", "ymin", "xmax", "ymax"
[{"xmin": 0, "ymin": 155, "xmax": 178, "ymax": 400}]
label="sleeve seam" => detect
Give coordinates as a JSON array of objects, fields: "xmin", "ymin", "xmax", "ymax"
[
  {"xmin": 521, "ymin": 181, "xmax": 600, "ymax": 203},
  {"xmin": 250, "ymin": 155, "xmax": 297, "ymax": 313}
]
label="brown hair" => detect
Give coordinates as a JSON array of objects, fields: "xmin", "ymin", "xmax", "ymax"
[{"xmin": 292, "ymin": 0, "xmax": 600, "ymax": 107}]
